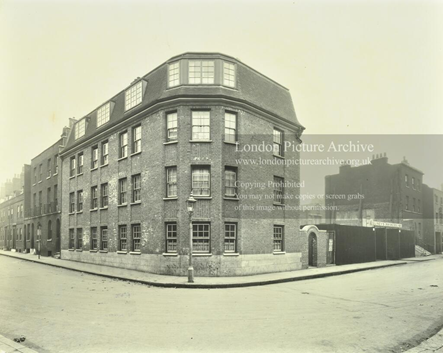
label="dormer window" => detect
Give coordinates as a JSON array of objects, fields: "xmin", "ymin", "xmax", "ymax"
[
  {"xmin": 189, "ymin": 61, "xmax": 214, "ymax": 84},
  {"xmin": 125, "ymin": 81, "xmax": 143, "ymax": 111},
  {"xmin": 74, "ymin": 119, "xmax": 86, "ymax": 140},
  {"xmin": 97, "ymin": 102, "xmax": 110, "ymax": 127},
  {"xmin": 168, "ymin": 62, "xmax": 180, "ymax": 87},
  {"xmin": 223, "ymin": 62, "xmax": 236, "ymax": 87}
]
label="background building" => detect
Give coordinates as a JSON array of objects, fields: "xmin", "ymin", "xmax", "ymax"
[
  {"xmin": 422, "ymin": 184, "xmax": 443, "ymax": 254},
  {"xmin": 325, "ymin": 154, "xmax": 424, "ymax": 240},
  {"xmin": 0, "ymin": 166, "xmax": 30, "ymax": 251},
  {"xmin": 24, "ymin": 127, "xmax": 70, "ymax": 256},
  {"xmin": 60, "ymin": 52, "xmax": 306, "ymax": 276}
]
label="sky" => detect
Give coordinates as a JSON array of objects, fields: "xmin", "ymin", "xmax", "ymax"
[{"xmin": 1, "ymin": 0, "xmax": 442, "ymax": 186}]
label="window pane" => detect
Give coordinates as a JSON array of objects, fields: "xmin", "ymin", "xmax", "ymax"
[
  {"xmin": 125, "ymin": 81, "xmax": 143, "ymax": 111},
  {"xmin": 192, "ymin": 111, "xmax": 210, "ymax": 140},
  {"xmin": 167, "ymin": 113, "xmax": 178, "ymax": 141},
  {"xmin": 223, "ymin": 62, "xmax": 236, "ymax": 87},
  {"xmin": 192, "ymin": 168, "xmax": 210, "ymax": 196},
  {"xmin": 168, "ymin": 62, "xmax": 180, "ymax": 87},
  {"xmin": 97, "ymin": 103, "xmax": 110, "ymax": 127}
]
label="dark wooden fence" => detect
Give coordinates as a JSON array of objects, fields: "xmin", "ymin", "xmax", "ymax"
[{"xmin": 315, "ymin": 224, "xmax": 415, "ymax": 265}]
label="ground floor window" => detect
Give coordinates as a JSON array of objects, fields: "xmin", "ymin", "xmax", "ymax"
[
  {"xmin": 166, "ymin": 223, "xmax": 177, "ymax": 253},
  {"xmin": 101, "ymin": 227, "xmax": 108, "ymax": 251},
  {"xmin": 132, "ymin": 224, "xmax": 141, "ymax": 251},
  {"xmin": 119, "ymin": 225, "xmax": 127, "ymax": 251},
  {"xmin": 77, "ymin": 228, "xmax": 83, "ymax": 249},
  {"xmin": 69, "ymin": 229, "xmax": 74, "ymax": 249},
  {"xmin": 90, "ymin": 227, "xmax": 97, "ymax": 250},
  {"xmin": 273, "ymin": 225, "xmax": 284, "ymax": 252},
  {"xmin": 224, "ymin": 223, "xmax": 237, "ymax": 252},
  {"xmin": 193, "ymin": 223, "xmax": 210, "ymax": 253}
]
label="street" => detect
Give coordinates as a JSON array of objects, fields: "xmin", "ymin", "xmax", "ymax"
[{"xmin": 1, "ymin": 256, "xmax": 442, "ymax": 353}]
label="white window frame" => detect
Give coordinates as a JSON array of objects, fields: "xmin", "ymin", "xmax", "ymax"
[
  {"xmin": 125, "ymin": 81, "xmax": 143, "ymax": 111},
  {"xmin": 223, "ymin": 61, "xmax": 236, "ymax": 87},
  {"xmin": 192, "ymin": 166, "xmax": 211, "ymax": 197},
  {"xmin": 273, "ymin": 226, "xmax": 284, "ymax": 252},
  {"xmin": 224, "ymin": 223, "xmax": 237, "ymax": 253},
  {"xmin": 75, "ymin": 119, "xmax": 86, "ymax": 140},
  {"xmin": 189, "ymin": 60, "xmax": 214, "ymax": 84},
  {"xmin": 224, "ymin": 112, "xmax": 237, "ymax": 143},
  {"xmin": 166, "ymin": 223, "xmax": 177, "ymax": 253},
  {"xmin": 166, "ymin": 167, "xmax": 177, "ymax": 198},
  {"xmin": 168, "ymin": 62, "xmax": 180, "ymax": 87},
  {"xmin": 132, "ymin": 125, "xmax": 142, "ymax": 154},
  {"xmin": 166, "ymin": 112, "xmax": 178, "ymax": 141},
  {"xmin": 119, "ymin": 131, "xmax": 128, "ymax": 158},
  {"xmin": 191, "ymin": 111, "xmax": 210, "ymax": 141},
  {"xmin": 132, "ymin": 224, "xmax": 141, "ymax": 252},
  {"xmin": 97, "ymin": 102, "xmax": 111, "ymax": 127},
  {"xmin": 192, "ymin": 223, "xmax": 210, "ymax": 253},
  {"xmin": 273, "ymin": 128, "xmax": 283, "ymax": 156},
  {"xmin": 224, "ymin": 167, "xmax": 237, "ymax": 197}
]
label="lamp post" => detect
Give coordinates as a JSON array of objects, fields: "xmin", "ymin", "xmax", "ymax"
[
  {"xmin": 37, "ymin": 226, "xmax": 41, "ymax": 259},
  {"xmin": 187, "ymin": 192, "xmax": 197, "ymax": 283}
]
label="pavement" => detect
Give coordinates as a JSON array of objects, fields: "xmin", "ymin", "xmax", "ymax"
[
  {"xmin": 0, "ymin": 249, "xmax": 436, "ymax": 289},
  {"xmin": 405, "ymin": 328, "xmax": 443, "ymax": 353},
  {"xmin": 0, "ymin": 334, "xmax": 38, "ymax": 353}
]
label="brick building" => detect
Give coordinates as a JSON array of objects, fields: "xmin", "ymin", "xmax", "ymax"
[
  {"xmin": 24, "ymin": 127, "xmax": 70, "ymax": 256},
  {"xmin": 0, "ymin": 166, "xmax": 31, "ymax": 251},
  {"xmin": 325, "ymin": 154, "xmax": 424, "ymax": 240},
  {"xmin": 422, "ymin": 184, "xmax": 443, "ymax": 254},
  {"xmin": 59, "ymin": 52, "xmax": 307, "ymax": 276}
]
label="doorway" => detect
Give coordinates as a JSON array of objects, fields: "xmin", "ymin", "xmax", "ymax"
[{"xmin": 308, "ymin": 232, "xmax": 317, "ymax": 267}]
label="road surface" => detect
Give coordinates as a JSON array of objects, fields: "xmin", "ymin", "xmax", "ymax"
[{"xmin": 0, "ymin": 256, "xmax": 442, "ymax": 353}]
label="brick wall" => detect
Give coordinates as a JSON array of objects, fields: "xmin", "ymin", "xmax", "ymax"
[{"xmin": 60, "ymin": 103, "xmax": 303, "ymax": 276}]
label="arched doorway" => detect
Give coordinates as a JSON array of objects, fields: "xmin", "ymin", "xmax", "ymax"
[{"xmin": 308, "ymin": 232, "xmax": 318, "ymax": 267}]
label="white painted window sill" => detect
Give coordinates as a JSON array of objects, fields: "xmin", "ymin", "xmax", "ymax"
[
  {"xmin": 163, "ymin": 252, "xmax": 178, "ymax": 257},
  {"xmin": 163, "ymin": 197, "xmax": 178, "ymax": 201},
  {"xmin": 223, "ymin": 252, "xmax": 239, "ymax": 256},
  {"xmin": 90, "ymin": 250, "xmax": 98, "ymax": 253},
  {"xmin": 164, "ymin": 141, "xmax": 178, "ymax": 145},
  {"xmin": 192, "ymin": 253, "xmax": 212, "ymax": 257},
  {"xmin": 117, "ymin": 251, "xmax": 127, "ymax": 254},
  {"xmin": 189, "ymin": 140, "xmax": 212, "ymax": 143},
  {"xmin": 130, "ymin": 251, "xmax": 141, "ymax": 255},
  {"xmin": 273, "ymin": 251, "xmax": 286, "ymax": 255}
]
